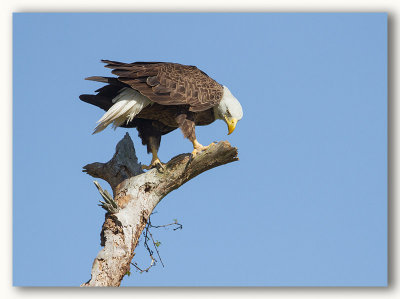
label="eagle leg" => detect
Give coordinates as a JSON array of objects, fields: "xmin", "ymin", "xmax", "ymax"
[
  {"xmin": 141, "ymin": 155, "xmax": 164, "ymax": 171},
  {"xmin": 142, "ymin": 146, "xmax": 165, "ymax": 170},
  {"xmin": 141, "ymin": 134, "xmax": 165, "ymax": 171},
  {"xmin": 190, "ymin": 139, "xmax": 215, "ymax": 159},
  {"xmin": 176, "ymin": 113, "xmax": 215, "ymax": 160}
]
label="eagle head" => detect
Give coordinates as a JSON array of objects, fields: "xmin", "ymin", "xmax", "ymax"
[{"xmin": 214, "ymin": 86, "xmax": 243, "ymax": 135}]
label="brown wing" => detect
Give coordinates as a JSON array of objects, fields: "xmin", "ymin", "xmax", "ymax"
[{"xmin": 100, "ymin": 60, "xmax": 224, "ymax": 112}]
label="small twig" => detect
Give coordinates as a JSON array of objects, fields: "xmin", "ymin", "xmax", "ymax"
[
  {"xmin": 150, "ymin": 219, "xmax": 183, "ymax": 231},
  {"xmin": 131, "ymin": 216, "xmax": 181, "ymax": 273},
  {"xmin": 93, "ymin": 181, "xmax": 119, "ymax": 213},
  {"xmin": 131, "ymin": 219, "xmax": 160, "ymax": 273},
  {"xmin": 143, "ymin": 221, "xmax": 153, "ymax": 257},
  {"xmin": 131, "ymin": 255, "xmax": 155, "ymax": 273},
  {"xmin": 147, "ymin": 226, "xmax": 164, "ymax": 268}
]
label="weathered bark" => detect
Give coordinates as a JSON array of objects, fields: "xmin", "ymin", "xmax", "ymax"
[{"xmin": 81, "ymin": 133, "xmax": 238, "ymax": 287}]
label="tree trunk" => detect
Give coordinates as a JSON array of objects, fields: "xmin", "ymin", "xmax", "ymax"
[{"xmin": 81, "ymin": 133, "xmax": 238, "ymax": 287}]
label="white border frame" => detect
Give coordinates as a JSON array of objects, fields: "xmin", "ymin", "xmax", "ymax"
[{"xmin": 2, "ymin": 1, "xmax": 395, "ymax": 298}]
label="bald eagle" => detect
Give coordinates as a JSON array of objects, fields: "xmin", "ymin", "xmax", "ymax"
[{"xmin": 80, "ymin": 60, "xmax": 243, "ymax": 169}]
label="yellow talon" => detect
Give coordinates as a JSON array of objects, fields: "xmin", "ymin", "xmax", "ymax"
[
  {"xmin": 142, "ymin": 157, "xmax": 164, "ymax": 170},
  {"xmin": 190, "ymin": 140, "xmax": 214, "ymax": 159}
]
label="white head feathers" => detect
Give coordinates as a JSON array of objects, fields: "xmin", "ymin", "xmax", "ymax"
[{"xmin": 214, "ymin": 86, "xmax": 243, "ymax": 121}]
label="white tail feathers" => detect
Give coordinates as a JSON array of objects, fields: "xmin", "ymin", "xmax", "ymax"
[{"xmin": 93, "ymin": 88, "xmax": 151, "ymax": 134}]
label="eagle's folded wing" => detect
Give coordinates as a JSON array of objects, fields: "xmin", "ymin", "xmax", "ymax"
[{"xmin": 100, "ymin": 60, "xmax": 224, "ymax": 112}]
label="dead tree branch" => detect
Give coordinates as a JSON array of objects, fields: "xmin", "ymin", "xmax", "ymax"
[{"xmin": 81, "ymin": 132, "xmax": 238, "ymax": 287}]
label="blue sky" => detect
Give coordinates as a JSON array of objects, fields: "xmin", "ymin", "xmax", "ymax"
[{"xmin": 13, "ymin": 13, "xmax": 387, "ymax": 286}]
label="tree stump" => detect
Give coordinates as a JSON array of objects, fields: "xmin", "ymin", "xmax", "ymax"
[{"xmin": 81, "ymin": 133, "xmax": 238, "ymax": 287}]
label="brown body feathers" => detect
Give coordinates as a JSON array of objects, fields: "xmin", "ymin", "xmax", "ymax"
[{"xmin": 79, "ymin": 60, "xmax": 224, "ymax": 154}]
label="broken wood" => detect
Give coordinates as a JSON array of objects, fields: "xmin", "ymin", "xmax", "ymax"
[{"xmin": 81, "ymin": 133, "xmax": 238, "ymax": 287}]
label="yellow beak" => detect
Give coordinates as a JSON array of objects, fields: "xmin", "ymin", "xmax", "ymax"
[{"xmin": 225, "ymin": 117, "xmax": 238, "ymax": 135}]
